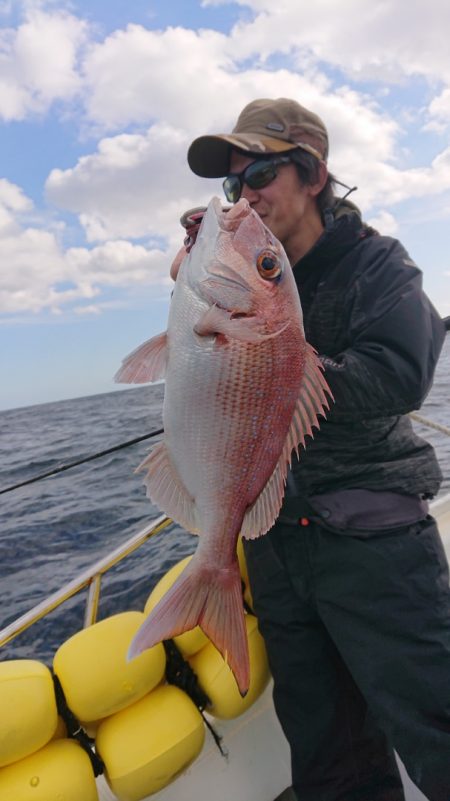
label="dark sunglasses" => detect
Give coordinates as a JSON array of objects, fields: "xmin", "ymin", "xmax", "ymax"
[{"xmin": 223, "ymin": 155, "xmax": 292, "ymax": 203}]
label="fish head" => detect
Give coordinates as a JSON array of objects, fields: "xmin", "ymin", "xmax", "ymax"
[{"xmin": 180, "ymin": 197, "xmax": 303, "ymax": 334}]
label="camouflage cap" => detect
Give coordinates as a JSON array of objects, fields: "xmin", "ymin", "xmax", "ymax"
[{"xmin": 187, "ymin": 97, "xmax": 329, "ymax": 178}]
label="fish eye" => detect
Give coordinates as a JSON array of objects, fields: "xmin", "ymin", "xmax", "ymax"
[{"xmin": 256, "ymin": 249, "xmax": 282, "ymax": 280}]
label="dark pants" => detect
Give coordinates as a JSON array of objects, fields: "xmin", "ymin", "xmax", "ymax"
[{"xmin": 244, "ymin": 515, "xmax": 450, "ymax": 801}]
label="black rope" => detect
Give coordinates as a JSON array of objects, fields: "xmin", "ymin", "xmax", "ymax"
[
  {"xmin": 163, "ymin": 639, "xmax": 228, "ymax": 758},
  {"xmin": 52, "ymin": 672, "xmax": 105, "ymax": 777},
  {"xmin": 0, "ymin": 428, "xmax": 164, "ymax": 496}
]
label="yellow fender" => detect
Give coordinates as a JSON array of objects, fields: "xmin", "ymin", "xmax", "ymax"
[
  {"xmin": 53, "ymin": 611, "xmax": 165, "ymax": 722},
  {"xmin": 96, "ymin": 683, "xmax": 205, "ymax": 801},
  {"xmin": 0, "ymin": 739, "xmax": 98, "ymax": 801},
  {"xmin": 0, "ymin": 660, "xmax": 57, "ymax": 767},
  {"xmin": 189, "ymin": 614, "xmax": 270, "ymax": 719}
]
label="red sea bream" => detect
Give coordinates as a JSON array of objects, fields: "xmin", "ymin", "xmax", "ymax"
[{"xmin": 115, "ymin": 197, "xmax": 331, "ymax": 694}]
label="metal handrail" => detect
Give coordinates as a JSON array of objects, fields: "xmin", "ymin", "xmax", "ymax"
[{"xmin": 0, "ymin": 514, "xmax": 173, "ymax": 648}]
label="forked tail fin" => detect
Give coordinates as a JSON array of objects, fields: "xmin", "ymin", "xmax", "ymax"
[{"xmin": 128, "ymin": 556, "xmax": 250, "ymax": 696}]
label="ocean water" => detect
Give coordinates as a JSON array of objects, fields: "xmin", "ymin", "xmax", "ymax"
[{"xmin": 0, "ymin": 338, "xmax": 449, "ymax": 666}]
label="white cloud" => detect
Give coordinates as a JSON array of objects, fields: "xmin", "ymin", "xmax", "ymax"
[
  {"xmin": 219, "ymin": 0, "xmax": 450, "ymax": 136},
  {"xmin": 0, "ymin": 178, "xmax": 171, "ymax": 315},
  {"xmin": 74, "ymin": 303, "xmax": 101, "ymax": 315},
  {"xmin": 4, "ymin": 0, "xmax": 450, "ymax": 320},
  {"xmin": 367, "ymin": 210, "xmax": 399, "ymax": 237},
  {"xmin": 46, "ymin": 122, "xmax": 223, "ymax": 242},
  {"xmin": 0, "ymin": 178, "xmax": 32, "ymax": 212},
  {"xmin": 225, "ymin": 0, "xmax": 450, "ymax": 82},
  {"xmin": 349, "ymin": 146, "xmax": 450, "ymax": 210},
  {"xmin": 427, "ymin": 88, "xmax": 450, "ymax": 129},
  {"xmin": 67, "ymin": 3, "xmax": 450, "ymax": 233},
  {"xmin": 0, "ymin": 178, "xmax": 33, "ymax": 233},
  {"xmin": 0, "ymin": 7, "xmax": 87, "ymax": 120},
  {"xmin": 45, "ymin": 101, "xmax": 450, "ymax": 247},
  {"xmin": 0, "ymin": 225, "xmax": 69, "ymax": 313},
  {"xmin": 66, "ymin": 239, "xmax": 169, "ymax": 290},
  {"xmin": 82, "ymin": 23, "xmax": 232, "ymax": 133}
]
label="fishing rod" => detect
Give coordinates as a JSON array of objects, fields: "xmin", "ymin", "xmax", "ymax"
[
  {"xmin": 0, "ymin": 428, "xmax": 164, "ymax": 497},
  {"xmin": 2, "ymin": 316, "xmax": 449, "ymax": 498}
]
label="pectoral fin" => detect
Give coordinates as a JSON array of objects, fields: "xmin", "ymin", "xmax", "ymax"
[
  {"xmin": 194, "ymin": 305, "xmax": 289, "ymax": 343},
  {"xmin": 114, "ymin": 332, "xmax": 168, "ymax": 384}
]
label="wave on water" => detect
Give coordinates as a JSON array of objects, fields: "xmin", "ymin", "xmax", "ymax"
[{"xmin": 0, "ymin": 384, "xmax": 195, "ymax": 663}]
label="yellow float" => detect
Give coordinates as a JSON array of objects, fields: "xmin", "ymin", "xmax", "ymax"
[
  {"xmin": 50, "ymin": 716, "xmax": 67, "ymax": 741},
  {"xmin": 0, "ymin": 660, "xmax": 57, "ymax": 767},
  {"xmin": 0, "ymin": 739, "xmax": 98, "ymax": 801},
  {"xmin": 96, "ymin": 683, "xmax": 205, "ymax": 801},
  {"xmin": 53, "ymin": 611, "xmax": 166, "ymax": 722},
  {"xmin": 0, "ymin": 543, "xmax": 266, "ymax": 801},
  {"xmin": 189, "ymin": 613, "xmax": 270, "ymax": 719}
]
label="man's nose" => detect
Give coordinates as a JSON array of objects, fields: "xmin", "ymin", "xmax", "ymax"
[{"xmin": 240, "ymin": 182, "xmax": 260, "ymax": 203}]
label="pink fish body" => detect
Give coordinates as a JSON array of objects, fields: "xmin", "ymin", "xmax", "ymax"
[{"xmin": 115, "ymin": 197, "xmax": 331, "ymax": 694}]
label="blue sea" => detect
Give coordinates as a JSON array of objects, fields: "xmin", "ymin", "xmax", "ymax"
[{"xmin": 1, "ymin": 338, "xmax": 449, "ymax": 666}]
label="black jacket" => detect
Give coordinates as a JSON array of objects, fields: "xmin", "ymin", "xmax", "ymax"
[{"xmin": 285, "ymin": 204, "xmax": 446, "ymax": 502}]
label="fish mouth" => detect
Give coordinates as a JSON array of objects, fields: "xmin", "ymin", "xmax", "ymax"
[{"xmin": 202, "ymin": 196, "xmax": 251, "ymax": 234}]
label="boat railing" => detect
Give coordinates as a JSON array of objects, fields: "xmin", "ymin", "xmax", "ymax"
[
  {"xmin": 1, "ymin": 410, "xmax": 449, "ymax": 652},
  {"xmin": 409, "ymin": 412, "xmax": 450, "ymax": 438},
  {"xmin": 0, "ymin": 514, "xmax": 172, "ymax": 649}
]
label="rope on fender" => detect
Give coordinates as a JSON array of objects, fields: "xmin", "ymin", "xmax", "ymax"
[
  {"xmin": 52, "ymin": 672, "xmax": 105, "ymax": 777},
  {"xmin": 163, "ymin": 639, "xmax": 228, "ymax": 758}
]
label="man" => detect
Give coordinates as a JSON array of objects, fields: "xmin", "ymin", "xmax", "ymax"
[{"xmin": 183, "ymin": 98, "xmax": 450, "ymax": 801}]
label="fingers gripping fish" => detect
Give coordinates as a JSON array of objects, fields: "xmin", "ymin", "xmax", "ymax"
[{"xmin": 115, "ymin": 197, "xmax": 332, "ymax": 695}]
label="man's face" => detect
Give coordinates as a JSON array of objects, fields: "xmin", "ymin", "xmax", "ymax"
[{"xmin": 228, "ymin": 150, "xmax": 324, "ymax": 261}]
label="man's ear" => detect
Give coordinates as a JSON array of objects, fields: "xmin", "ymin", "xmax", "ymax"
[{"xmin": 309, "ymin": 160, "xmax": 328, "ymax": 198}]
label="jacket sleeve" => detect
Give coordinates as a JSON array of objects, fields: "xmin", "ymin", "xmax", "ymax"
[{"xmin": 320, "ymin": 237, "xmax": 446, "ymax": 422}]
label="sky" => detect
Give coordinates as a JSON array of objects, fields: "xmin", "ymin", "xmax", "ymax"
[{"xmin": 1, "ymin": 0, "xmax": 450, "ymax": 411}]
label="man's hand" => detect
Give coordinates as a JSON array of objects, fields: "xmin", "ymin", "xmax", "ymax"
[{"xmin": 170, "ymin": 207, "xmax": 207, "ymax": 281}]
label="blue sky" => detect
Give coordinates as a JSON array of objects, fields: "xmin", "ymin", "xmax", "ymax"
[{"xmin": 1, "ymin": 0, "xmax": 450, "ymax": 411}]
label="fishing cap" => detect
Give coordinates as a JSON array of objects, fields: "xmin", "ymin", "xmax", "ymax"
[{"xmin": 187, "ymin": 97, "xmax": 329, "ymax": 178}]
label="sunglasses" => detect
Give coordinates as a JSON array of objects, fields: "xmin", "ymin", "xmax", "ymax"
[{"xmin": 223, "ymin": 156, "xmax": 292, "ymax": 203}]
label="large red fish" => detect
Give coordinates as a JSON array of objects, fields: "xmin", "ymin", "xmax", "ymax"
[{"xmin": 115, "ymin": 197, "xmax": 331, "ymax": 694}]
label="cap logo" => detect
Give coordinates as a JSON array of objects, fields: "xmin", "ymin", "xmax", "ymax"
[{"xmin": 266, "ymin": 122, "xmax": 284, "ymax": 131}]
